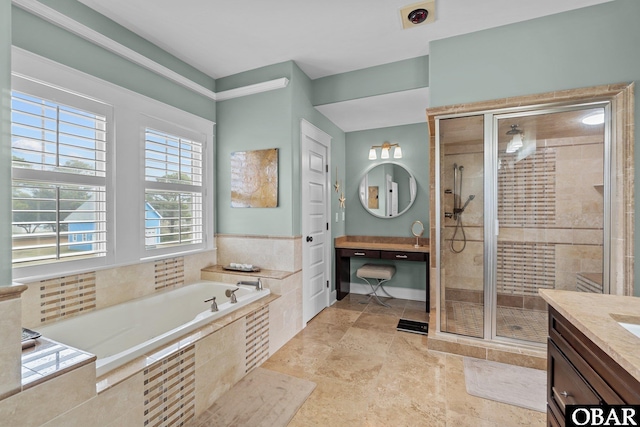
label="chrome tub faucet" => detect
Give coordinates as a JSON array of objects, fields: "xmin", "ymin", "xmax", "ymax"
[
  {"xmin": 236, "ymin": 278, "xmax": 263, "ymax": 291},
  {"xmin": 204, "ymin": 296, "xmax": 218, "ymax": 312},
  {"xmin": 225, "ymin": 287, "xmax": 239, "ymax": 303}
]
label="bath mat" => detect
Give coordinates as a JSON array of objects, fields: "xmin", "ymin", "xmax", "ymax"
[
  {"xmin": 397, "ymin": 319, "xmax": 429, "ymax": 335},
  {"xmin": 193, "ymin": 367, "xmax": 316, "ymax": 427},
  {"xmin": 463, "ymin": 357, "xmax": 546, "ymax": 413}
]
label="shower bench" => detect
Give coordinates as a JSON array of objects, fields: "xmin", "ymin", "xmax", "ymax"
[{"xmin": 334, "ymin": 235, "xmax": 430, "ymax": 312}]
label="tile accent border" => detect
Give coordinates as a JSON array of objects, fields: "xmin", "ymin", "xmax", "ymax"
[
  {"xmin": 154, "ymin": 257, "xmax": 185, "ymax": 290},
  {"xmin": 39, "ymin": 272, "xmax": 96, "ymax": 323},
  {"xmin": 143, "ymin": 344, "xmax": 196, "ymax": 427},
  {"xmin": 245, "ymin": 306, "xmax": 270, "ymax": 373}
]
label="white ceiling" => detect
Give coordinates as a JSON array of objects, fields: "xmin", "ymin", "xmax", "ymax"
[
  {"xmin": 78, "ymin": 0, "xmax": 612, "ymax": 80},
  {"xmin": 316, "ymin": 88, "xmax": 430, "ymax": 132},
  {"xmin": 75, "ymin": 0, "xmax": 612, "ymax": 132}
]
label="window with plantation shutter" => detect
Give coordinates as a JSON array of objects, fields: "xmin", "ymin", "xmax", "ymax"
[
  {"xmin": 11, "ymin": 89, "xmax": 110, "ymax": 267},
  {"xmin": 144, "ymin": 128, "xmax": 204, "ymax": 251}
]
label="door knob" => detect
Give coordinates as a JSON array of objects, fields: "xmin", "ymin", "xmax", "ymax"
[{"xmin": 306, "ymin": 236, "xmax": 313, "ymax": 242}]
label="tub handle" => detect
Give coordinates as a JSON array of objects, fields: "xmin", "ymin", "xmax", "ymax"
[
  {"xmin": 225, "ymin": 288, "xmax": 239, "ymax": 304},
  {"xmin": 204, "ymin": 296, "xmax": 218, "ymax": 312}
]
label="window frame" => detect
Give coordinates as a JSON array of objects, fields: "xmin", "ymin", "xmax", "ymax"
[
  {"xmin": 140, "ymin": 115, "xmax": 208, "ymax": 257},
  {"xmin": 11, "ymin": 47, "xmax": 215, "ymax": 282}
]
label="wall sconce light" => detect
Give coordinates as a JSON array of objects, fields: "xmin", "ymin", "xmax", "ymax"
[
  {"xmin": 505, "ymin": 124, "xmax": 524, "ymax": 154},
  {"xmin": 369, "ymin": 141, "xmax": 402, "ymax": 160}
]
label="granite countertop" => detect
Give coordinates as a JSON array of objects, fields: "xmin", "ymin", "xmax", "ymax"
[
  {"xmin": 335, "ymin": 236, "xmax": 430, "ymax": 253},
  {"xmin": 539, "ymin": 289, "xmax": 640, "ymax": 382}
]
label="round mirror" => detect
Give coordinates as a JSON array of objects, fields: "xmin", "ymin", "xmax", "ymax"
[
  {"xmin": 359, "ymin": 162, "xmax": 417, "ymax": 218},
  {"xmin": 411, "ymin": 220, "xmax": 424, "ymax": 237}
]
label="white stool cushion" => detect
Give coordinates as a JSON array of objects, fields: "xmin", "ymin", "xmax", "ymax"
[{"xmin": 356, "ymin": 264, "xmax": 396, "ymax": 280}]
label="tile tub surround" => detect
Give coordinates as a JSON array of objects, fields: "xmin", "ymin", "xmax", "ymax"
[
  {"xmin": 200, "ymin": 265, "xmax": 304, "ymax": 356},
  {"xmin": 0, "ymin": 285, "xmax": 28, "ymax": 400},
  {"xmin": 0, "ymin": 293, "xmax": 283, "ymax": 427},
  {"xmin": 36, "ymin": 281, "xmax": 271, "ymax": 377},
  {"xmin": 22, "ymin": 337, "xmax": 95, "ymax": 389},
  {"xmin": 19, "ymin": 249, "xmax": 217, "ymax": 328},
  {"xmin": 215, "ymin": 234, "xmax": 301, "ymax": 272},
  {"xmin": 539, "ymin": 289, "xmax": 640, "ymax": 382}
]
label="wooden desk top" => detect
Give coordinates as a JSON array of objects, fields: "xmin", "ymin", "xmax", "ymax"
[{"xmin": 334, "ymin": 236, "xmax": 430, "ymax": 254}]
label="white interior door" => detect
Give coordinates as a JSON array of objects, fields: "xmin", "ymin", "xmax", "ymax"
[{"xmin": 301, "ymin": 120, "xmax": 331, "ymax": 324}]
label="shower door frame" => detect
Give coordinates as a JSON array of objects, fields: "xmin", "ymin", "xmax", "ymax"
[{"xmin": 435, "ymin": 100, "xmax": 614, "ymax": 346}]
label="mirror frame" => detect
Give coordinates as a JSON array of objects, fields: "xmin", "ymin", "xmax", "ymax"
[{"xmin": 358, "ymin": 161, "xmax": 417, "ymax": 218}]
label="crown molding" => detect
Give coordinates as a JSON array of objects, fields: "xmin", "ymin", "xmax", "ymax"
[
  {"xmin": 11, "ymin": 0, "xmax": 289, "ymax": 102},
  {"xmin": 215, "ymin": 78, "xmax": 289, "ymax": 101}
]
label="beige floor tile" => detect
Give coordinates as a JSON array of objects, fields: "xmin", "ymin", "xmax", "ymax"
[
  {"xmin": 352, "ymin": 312, "xmax": 400, "ymax": 334},
  {"xmin": 334, "ymin": 327, "xmax": 395, "ymax": 355},
  {"xmin": 311, "ymin": 307, "xmax": 362, "ymax": 327}
]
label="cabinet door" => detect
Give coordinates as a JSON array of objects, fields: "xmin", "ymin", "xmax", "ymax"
[{"xmin": 548, "ymin": 340, "xmax": 602, "ymax": 423}]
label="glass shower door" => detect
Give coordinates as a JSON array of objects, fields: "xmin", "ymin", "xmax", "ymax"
[
  {"xmin": 439, "ymin": 115, "xmax": 485, "ymax": 338},
  {"xmin": 493, "ymin": 107, "xmax": 606, "ymax": 343}
]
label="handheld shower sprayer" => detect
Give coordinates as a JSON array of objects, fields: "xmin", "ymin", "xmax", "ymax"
[{"xmin": 449, "ymin": 163, "xmax": 475, "ymax": 253}]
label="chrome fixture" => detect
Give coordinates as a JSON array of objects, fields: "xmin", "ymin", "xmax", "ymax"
[
  {"xmin": 449, "ymin": 163, "xmax": 474, "ymax": 253},
  {"xmin": 204, "ymin": 296, "xmax": 218, "ymax": 312},
  {"xmin": 369, "ymin": 141, "xmax": 402, "ymax": 160},
  {"xmin": 237, "ymin": 278, "xmax": 263, "ymax": 291},
  {"xmin": 505, "ymin": 124, "xmax": 524, "ymax": 154},
  {"xmin": 225, "ymin": 287, "xmax": 239, "ymax": 303}
]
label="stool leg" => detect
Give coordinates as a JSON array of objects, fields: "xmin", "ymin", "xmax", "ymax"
[{"xmin": 358, "ymin": 278, "xmax": 391, "ymax": 307}]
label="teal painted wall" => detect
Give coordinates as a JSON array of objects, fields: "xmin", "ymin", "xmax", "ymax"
[
  {"xmin": 216, "ymin": 61, "xmax": 346, "ymax": 239},
  {"xmin": 345, "ymin": 123, "xmax": 429, "ymax": 290},
  {"xmin": 0, "ymin": 0, "xmax": 11, "ymax": 286},
  {"xmin": 12, "ymin": 5, "xmax": 216, "ymax": 121},
  {"xmin": 290, "ymin": 62, "xmax": 346, "ymax": 238},
  {"xmin": 429, "ymin": 0, "xmax": 640, "ymax": 295},
  {"xmin": 312, "ymin": 56, "xmax": 429, "ymax": 106},
  {"xmin": 216, "ymin": 62, "xmax": 296, "ymax": 236},
  {"xmin": 37, "ymin": 0, "xmax": 214, "ymax": 91}
]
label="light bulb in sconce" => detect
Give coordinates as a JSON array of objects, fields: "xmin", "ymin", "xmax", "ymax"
[{"xmin": 368, "ymin": 141, "xmax": 402, "ymax": 160}]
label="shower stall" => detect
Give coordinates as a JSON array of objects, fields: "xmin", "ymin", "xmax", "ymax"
[{"xmin": 436, "ymin": 103, "xmax": 610, "ymax": 345}]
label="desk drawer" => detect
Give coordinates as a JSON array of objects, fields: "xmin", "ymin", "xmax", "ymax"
[
  {"xmin": 381, "ymin": 251, "xmax": 425, "ymax": 261},
  {"xmin": 339, "ymin": 249, "xmax": 380, "ymax": 258}
]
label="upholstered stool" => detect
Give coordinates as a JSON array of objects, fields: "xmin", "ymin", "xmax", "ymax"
[{"xmin": 356, "ymin": 263, "xmax": 396, "ymax": 307}]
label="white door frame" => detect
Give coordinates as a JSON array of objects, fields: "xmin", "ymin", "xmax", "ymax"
[{"xmin": 301, "ymin": 119, "xmax": 331, "ymax": 325}]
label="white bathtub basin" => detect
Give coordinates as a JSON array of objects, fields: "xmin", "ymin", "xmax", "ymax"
[{"xmin": 37, "ymin": 280, "xmax": 270, "ymax": 376}]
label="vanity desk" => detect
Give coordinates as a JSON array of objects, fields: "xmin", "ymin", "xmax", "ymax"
[{"xmin": 335, "ymin": 236, "xmax": 430, "ymax": 312}]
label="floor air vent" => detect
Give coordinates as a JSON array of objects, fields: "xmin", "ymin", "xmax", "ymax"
[{"xmin": 397, "ymin": 319, "xmax": 429, "ymax": 335}]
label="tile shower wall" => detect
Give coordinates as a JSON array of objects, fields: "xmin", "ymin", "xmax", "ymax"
[
  {"xmin": 443, "ymin": 134, "xmax": 604, "ymax": 303},
  {"xmin": 19, "ymin": 249, "xmax": 216, "ymax": 327}
]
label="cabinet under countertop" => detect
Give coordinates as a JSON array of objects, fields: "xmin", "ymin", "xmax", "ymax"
[{"xmin": 540, "ymin": 290, "xmax": 640, "ymax": 426}]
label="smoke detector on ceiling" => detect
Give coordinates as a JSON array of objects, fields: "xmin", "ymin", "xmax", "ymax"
[{"xmin": 400, "ymin": 1, "xmax": 436, "ymax": 30}]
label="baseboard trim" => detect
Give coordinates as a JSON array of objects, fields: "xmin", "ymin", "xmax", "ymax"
[{"xmin": 348, "ymin": 282, "xmax": 426, "ymax": 302}]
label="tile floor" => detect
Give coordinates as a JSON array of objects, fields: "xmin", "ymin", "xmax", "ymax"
[{"xmin": 260, "ymin": 293, "xmax": 547, "ymax": 427}]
